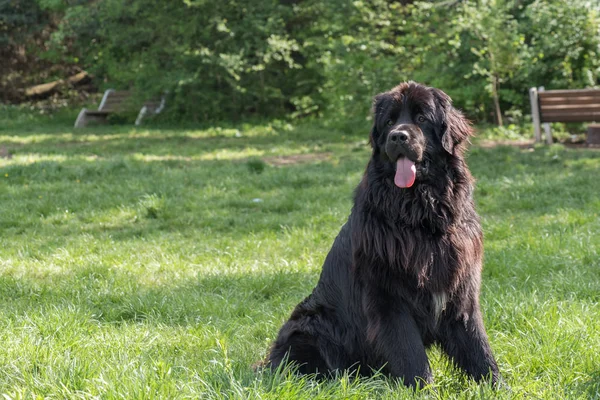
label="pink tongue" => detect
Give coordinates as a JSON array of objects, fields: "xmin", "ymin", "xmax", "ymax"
[{"xmin": 394, "ymin": 158, "xmax": 416, "ymax": 188}]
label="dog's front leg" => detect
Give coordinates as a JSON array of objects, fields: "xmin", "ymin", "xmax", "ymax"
[
  {"xmin": 439, "ymin": 305, "xmax": 501, "ymax": 385},
  {"xmin": 363, "ymin": 290, "xmax": 432, "ymax": 387}
]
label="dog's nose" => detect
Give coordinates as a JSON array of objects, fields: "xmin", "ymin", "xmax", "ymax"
[{"xmin": 389, "ymin": 131, "xmax": 409, "ymax": 143}]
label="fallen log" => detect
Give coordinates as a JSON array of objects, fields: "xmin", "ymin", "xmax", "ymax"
[
  {"xmin": 24, "ymin": 71, "xmax": 91, "ymax": 99},
  {"xmin": 25, "ymin": 80, "xmax": 63, "ymax": 97}
]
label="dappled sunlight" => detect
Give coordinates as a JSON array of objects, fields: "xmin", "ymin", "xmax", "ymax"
[
  {"xmin": 0, "ymin": 130, "xmax": 135, "ymax": 145},
  {"xmin": 0, "ymin": 256, "xmax": 68, "ymax": 281},
  {"xmin": 132, "ymin": 148, "xmax": 267, "ymax": 162},
  {"xmin": 0, "ymin": 153, "xmax": 100, "ymax": 167},
  {"xmin": 0, "ymin": 141, "xmax": 353, "ymax": 170},
  {"xmin": 535, "ymin": 208, "xmax": 600, "ymax": 226},
  {"xmin": 0, "ymin": 124, "xmax": 358, "ymax": 164},
  {"xmin": 184, "ymin": 124, "xmax": 282, "ymax": 139},
  {"xmin": 0, "ymin": 225, "xmax": 324, "ymax": 293},
  {"xmin": 1, "ymin": 148, "xmax": 330, "ymax": 166},
  {"xmin": 1, "ymin": 124, "xmax": 281, "ymax": 146}
]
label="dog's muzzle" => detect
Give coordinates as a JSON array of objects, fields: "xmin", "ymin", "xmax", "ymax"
[
  {"xmin": 385, "ymin": 125, "xmax": 424, "ymax": 163},
  {"xmin": 385, "ymin": 125, "xmax": 425, "ymax": 188}
]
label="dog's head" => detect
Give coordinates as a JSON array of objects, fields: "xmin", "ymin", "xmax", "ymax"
[{"xmin": 370, "ymin": 82, "xmax": 473, "ymax": 188}]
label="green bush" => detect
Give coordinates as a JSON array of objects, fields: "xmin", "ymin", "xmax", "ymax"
[{"xmin": 9, "ymin": 0, "xmax": 600, "ymax": 123}]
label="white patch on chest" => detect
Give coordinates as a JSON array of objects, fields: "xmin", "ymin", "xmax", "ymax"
[{"xmin": 432, "ymin": 292, "xmax": 448, "ymax": 322}]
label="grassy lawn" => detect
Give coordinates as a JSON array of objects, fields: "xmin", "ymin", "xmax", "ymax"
[{"xmin": 0, "ymin": 112, "xmax": 599, "ymax": 399}]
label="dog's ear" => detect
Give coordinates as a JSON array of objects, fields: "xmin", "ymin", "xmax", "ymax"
[
  {"xmin": 432, "ymin": 88, "xmax": 473, "ymax": 155},
  {"xmin": 370, "ymin": 93, "xmax": 389, "ymax": 147}
]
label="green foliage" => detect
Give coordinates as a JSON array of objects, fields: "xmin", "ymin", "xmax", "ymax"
[
  {"xmin": 0, "ymin": 0, "xmax": 48, "ymax": 100},
  {"xmin": 0, "ymin": 0, "xmax": 45, "ymax": 46},
  {"xmin": 522, "ymin": 0, "xmax": 600, "ymax": 89},
  {"xmin": 306, "ymin": 0, "xmax": 409, "ymax": 118},
  {"xmin": 246, "ymin": 158, "xmax": 267, "ymax": 174},
  {"xmin": 402, "ymin": 0, "xmax": 600, "ymax": 122},
  {"xmin": 4, "ymin": 0, "xmax": 600, "ymax": 123},
  {"xmin": 49, "ymin": 0, "xmax": 324, "ymax": 121}
]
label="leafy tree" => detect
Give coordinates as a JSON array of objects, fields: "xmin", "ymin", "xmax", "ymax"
[
  {"xmin": 521, "ymin": 0, "xmax": 600, "ymax": 90},
  {"xmin": 458, "ymin": 0, "xmax": 527, "ymax": 126},
  {"xmin": 3, "ymin": 0, "xmax": 600, "ymax": 124},
  {"xmin": 51, "ymin": 0, "xmax": 323, "ymax": 121},
  {"xmin": 0, "ymin": 0, "xmax": 50, "ymax": 101}
]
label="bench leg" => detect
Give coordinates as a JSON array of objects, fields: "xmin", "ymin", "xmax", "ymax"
[
  {"xmin": 543, "ymin": 123, "xmax": 552, "ymax": 144},
  {"xmin": 74, "ymin": 108, "xmax": 89, "ymax": 128},
  {"xmin": 529, "ymin": 87, "xmax": 542, "ymax": 143},
  {"xmin": 135, "ymin": 106, "xmax": 148, "ymax": 126},
  {"xmin": 75, "ymin": 109, "xmax": 110, "ymax": 127}
]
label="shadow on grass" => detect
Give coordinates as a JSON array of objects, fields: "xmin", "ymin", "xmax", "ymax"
[
  {"xmin": 0, "ymin": 268, "xmax": 316, "ymax": 328},
  {"xmin": 0, "ymin": 155, "xmax": 355, "ymax": 246},
  {"xmin": 571, "ymin": 370, "xmax": 600, "ymax": 399},
  {"xmin": 469, "ymin": 145, "xmax": 600, "ymax": 216}
]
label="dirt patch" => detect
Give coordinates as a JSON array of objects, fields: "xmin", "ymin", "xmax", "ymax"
[
  {"xmin": 0, "ymin": 146, "xmax": 12, "ymax": 159},
  {"xmin": 476, "ymin": 139, "xmax": 535, "ymax": 149},
  {"xmin": 476, "ymin": 139, "xmax": 600, "ymax": 151},
  {"xmin": 563, "ymin": 143, "xmax": 600, "ymax": 150},
  {"xmin": 263, "ymin": 152, "xmax": 333, "ymax": 166}
]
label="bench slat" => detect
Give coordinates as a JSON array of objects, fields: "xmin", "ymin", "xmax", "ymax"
[
  {"xmin": 98, "ymin": 90, "xmax": 132, "ymax": 112},
  {"xmin": 101, "ymin": 100, "xmax": 131, "ymax": 112},
  {"xmin": 536, "ymin": 88, "xmax": 600, "ymax": 124},
  {"xmin": 542, "ymin": 112, "xmax": 600, "ymax": 123},
  {"xmin": 540, "ymin": 97, "xmax": 600, "ymax": 106},
  {"xmin": 103, "ymin": 98, "xmax": 129, "ymax": 105},
  {"xmin": 103, "ymin": 94, "xmax": 130, "ymax": 101},
  {"xmin": 103, "ymin": 99, "xmax": 129, "ymax": 107},
  {"xmin": 543, "ymin": 110, "xmax": 600, "ymax": 117},
  {"xmin": 107, "ymin": 91, "xmax": 131, "ymax": 97},
  {"xmin": 540, "ymin": 95, "xmax": 600, "ymax": 102},
  {"xmin": 104, "ymin": 95, "xmax": 130, "ymax": 101},
  {"xmin": 85, "ymin": 110, "xmax": 110, "ymax": 116},
  {"xmin": 101, "ymin": 105, "xmax": 126, "ymax": 111},
  {"xmin": 100, "ymin": 107, "xmax": 121, "ymax": 112},
  {"xmin": 541, "ymin": 104, "xmax": 600, "ymax": 112},
  {"xmin": 539, "ymin": 89, "xmax": 600, "ymax": 97}
]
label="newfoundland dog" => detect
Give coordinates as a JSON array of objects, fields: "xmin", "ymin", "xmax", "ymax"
[{"xmin": 265, "ymin": 82, "xmax": 500, "ymax": 387}]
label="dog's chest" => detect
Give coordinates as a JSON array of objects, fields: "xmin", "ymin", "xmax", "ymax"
[{"xmin": 431, "ymin": 291, "xmax": 448, "ymax": 321}]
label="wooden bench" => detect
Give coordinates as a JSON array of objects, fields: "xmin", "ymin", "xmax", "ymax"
[
  {"xmin": 134, "ymin": 96, "xmax": 166, "ymax": 126},
  {"xmin": 529, "ymin": 87, "xmax": 600, "ymax": 144},
  {"xmin": 74, "ymin": 89, "xmax": 166, "ymax": 128}
]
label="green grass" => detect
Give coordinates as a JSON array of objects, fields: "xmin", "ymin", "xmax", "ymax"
[{"xmin": 0, "ymin": 113, "xmax": 599, "ymax": 399}]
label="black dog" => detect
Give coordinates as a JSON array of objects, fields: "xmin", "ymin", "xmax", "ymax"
[{"xmin": 265, "ymin": 82, "xmax": 500, "ymax": 387}]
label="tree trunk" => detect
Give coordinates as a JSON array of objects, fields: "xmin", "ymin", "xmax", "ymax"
[{"xmin": 492, "ymin": 75, "xmax": 503, "ymax": 127}]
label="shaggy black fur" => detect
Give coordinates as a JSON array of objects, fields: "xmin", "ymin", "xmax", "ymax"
[{"xmin": 265, "ymin": 82, "xmax": 501, "ymax": 387}]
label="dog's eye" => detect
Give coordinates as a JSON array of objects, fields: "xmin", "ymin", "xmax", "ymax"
[
  {"xmin": 386, "ymin": 119, "xmax": 394, "ymax": 127},
  {"xmin": 417, "ymin": 115, "xmax": 426, "ymax": 124}
]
